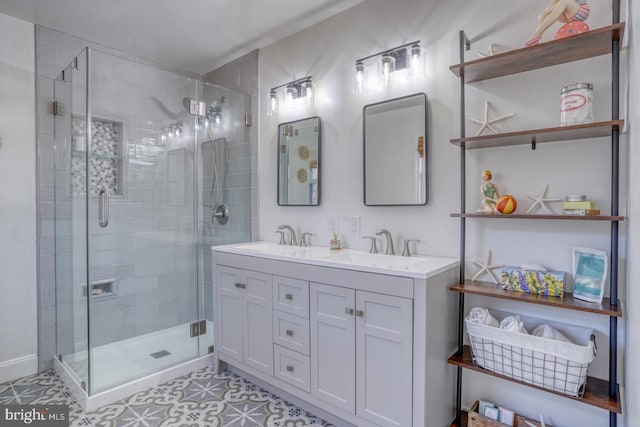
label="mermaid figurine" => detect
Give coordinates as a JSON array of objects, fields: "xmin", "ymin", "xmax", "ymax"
[{"xmin": 525, "ymin": 0, "xmax": 590, "ymax": 47}]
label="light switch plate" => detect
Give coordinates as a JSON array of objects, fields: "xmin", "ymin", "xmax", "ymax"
[{"xmin": 327, "ymin": 215, "xmax": 339, "ymax": 239}]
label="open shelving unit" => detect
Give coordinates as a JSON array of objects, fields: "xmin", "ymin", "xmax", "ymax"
[{"xmin": 448, "ymin": 7, "xmax": 625, "ymax": 427}]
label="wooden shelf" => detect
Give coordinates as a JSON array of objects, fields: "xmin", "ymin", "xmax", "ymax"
[
  {"xmin": 450, "ymin": 280, "xmax": 622, "ymax": 317},
  {"xmin": 450, "ymin": 212, "xmax": 624, "ymax": 221},
  {"xmin": 448, "ymin": 411, "xmax": 468, "ymax": 427},
  {"xmin": 450, "ymin": 23, "xmax": 625, "ymax": 83},
  {"xmin": 448, "ymin": 346, "xmax": 622, "ymax": 414},
  {"xmin": 450, "ymin": 120, "xmax": 624, "ymax": 150}
]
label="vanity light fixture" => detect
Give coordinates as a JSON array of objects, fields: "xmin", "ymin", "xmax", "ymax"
[
  {"xmin": 353, "ymin": 61, "xmax": 368, "ymax": 94},
  {"xmin": 267, "ymin": 76, "xmax": 313, "ymax": 115},
  {"xmin": 407, "ymin": 43, "xmax": 426, "ymax": 80},
  {"xmin": 353, "ymin": 40, "xmax": 424, "ymax": 92}
]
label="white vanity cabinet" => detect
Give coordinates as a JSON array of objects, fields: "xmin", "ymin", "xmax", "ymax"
[
  {"xmin": 213, "ymin": 245, "xmax": 458, "ymax": 427},
  {"xmin": 310, "ymin": 283, "xmax": 413, "ymax": 426},
  {"xmin": 216, "ymin": 265, "xmax": 273, "ymax": 376}
]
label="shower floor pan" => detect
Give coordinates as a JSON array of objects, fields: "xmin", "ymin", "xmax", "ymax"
[{"xmin": 54, "ymin": 320, "xmax": 215, "ymax": 411}]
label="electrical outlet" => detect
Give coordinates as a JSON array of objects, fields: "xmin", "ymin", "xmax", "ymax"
[{"xmin": 345, "ymin": 216, "xmax": 360, "ymax": 238}]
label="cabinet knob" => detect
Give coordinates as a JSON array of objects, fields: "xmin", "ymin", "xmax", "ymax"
[
  {"xmin": 345, "ymin": 308, "xmax": 354, "ymax": 316},
  {"xmin": 355, "ymin": 310, "xmax": 364, "ymax": 317},
  {"xmin": 285, "ymin": 329, "xmax": 294, "ymax": 337},
  {"xmin": 284, "ymin": 293, "xmax": 293, "ymax": 300},
  {"xmin": 286, "ymin": 365, "xmax": 294, "ymax": 373},
  {"xmin": 234, "ymin": 283, "xmax": 246, "ymax": 289}
]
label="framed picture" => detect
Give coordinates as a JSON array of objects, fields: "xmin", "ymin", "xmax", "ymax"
[
  {"xmin": 572, "ymin": 247, "xmax": 608, "ymax": 303},
  {"xmin": 483, "ymin": 405, "xmax": 500, "ymax": 421}
]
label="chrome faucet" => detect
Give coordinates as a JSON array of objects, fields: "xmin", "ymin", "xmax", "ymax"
[
  {"xmin": 362, "ymin": 236, "xmax": 379, "ymax": 254},
  {"xmin": 299, "ymin": 232, "xmax": 312, "ymax": 247},
  {"xmin": 401, "ymin": 239, "xmax": 420, "ymax": 257},
  {"xmin": 375, "ymin": 229, "xmax": 395, "ymax": 255},
  {"xmin": 278, "ymin": 224, "xmax": 297, "ymax": 246}
]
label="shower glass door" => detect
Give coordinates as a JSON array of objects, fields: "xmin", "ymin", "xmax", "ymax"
[
  {"xmin": 85, "ymin": 50, "xmax": 201, "ymax": 394},
  {"xmin": 54, "ymin": 48, "xmax": 253, "ymax": 396},
  {"xmin": 54, "ymin": 49, "xmax": 90, "ymax": 390},
  {"xmin": 196, "ymin": 81, "xmax": 252, "ymax": 356}
]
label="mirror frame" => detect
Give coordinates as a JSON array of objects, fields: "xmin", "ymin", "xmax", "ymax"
[
  {"xmin": 277, "ymin": 116, "xmax": 321, "ymax": 206},
  {"xmin": 363, "ymin": 92, "xmax": 428, "ymax": 206}
]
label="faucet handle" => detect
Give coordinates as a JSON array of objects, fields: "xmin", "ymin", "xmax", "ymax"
[
  {"xmin": 300, "ymin": 232, "xmax": 312, "ymax": 247},
  {"xmin": 362, "ymin": 236, "xmax": 379, "ymax": 254},
  {"xmin": 275, "ymin": 230, "xmax": 287, "ymax": 245},
  {"xmin": 401, "ymin": 239, "xmax": 420, "ymax": 257}
]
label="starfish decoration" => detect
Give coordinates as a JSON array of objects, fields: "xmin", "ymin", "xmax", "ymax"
[
  {"xmin": 476, "ymin": 43, "xmax": 500, "ymax": 58},
  {"xmin": 466, "ymin": 101, "xmax": 515, "ymax": 136},
  {"xmin": 525, "ymin": 184, "xmax": 562, "ymax": 214},
  {"xmin": 471, "ymin": 250, "xmax": 504, "ymax": 284}
]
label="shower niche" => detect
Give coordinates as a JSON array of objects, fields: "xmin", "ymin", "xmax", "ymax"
[
  {"xmin": 71, "ymin": 116, "xmax": 124, "ymax": 197},
  {"xmin": 53, "ymin": 47, "xmax": 252, "ymax": 408}
]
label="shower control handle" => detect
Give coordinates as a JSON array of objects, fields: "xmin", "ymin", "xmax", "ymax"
[{"xmin": 98, "ymin": 189, "xmax": 109, "ymax": 228}]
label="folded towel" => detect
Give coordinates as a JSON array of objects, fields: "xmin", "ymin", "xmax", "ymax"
[
  {"xmin": 468, "ymin": 307, "xmax": 499, "ymax": 327},
  {"xmin": 499, "ymin": 315, "xmax": 529, "ymax": 334},
  {"xmin": 532, "ymin": 324, "xmax": 573, "ymax": 343}
]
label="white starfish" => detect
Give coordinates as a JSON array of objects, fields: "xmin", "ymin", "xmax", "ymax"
[
  {"xmin": 525, "ymin": 184, "xmax": 562, "ymax": 214},
  {"xmin": 471, "ymin": 250, "xmax": 504, "ymax": 284},
  {"xmin": 466, "ymin": 101, "xmax": 515, "ymax": 136},
  {"xmin": 476, "ymin": 43, "xmax": 500, "ymax": 58}
]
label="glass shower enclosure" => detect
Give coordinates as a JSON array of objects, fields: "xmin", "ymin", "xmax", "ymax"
[{"xmin": 53, "ymin": 48, "xmax": 251, "ymax": 395}]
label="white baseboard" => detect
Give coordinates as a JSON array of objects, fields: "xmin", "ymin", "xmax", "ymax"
[{"xmin": 0, "ymin": 354, "xmax": 38, "ymax": 383}]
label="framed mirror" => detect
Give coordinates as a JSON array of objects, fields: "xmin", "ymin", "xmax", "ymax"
[
  {"xmin": 278, "ymin": 116, "xmax": 321, "ymax": 206},
  {"xmin": 363, "ymin": 93, "xmax": 427, "ymax": 206}
]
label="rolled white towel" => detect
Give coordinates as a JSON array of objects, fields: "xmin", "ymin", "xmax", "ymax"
[
  {"xmin": 468, "ymin": 307, "xmax": 499, "ymax": 327},
  {"xmin": 532, "ymin": 324, "xmax": 573, "ymax": 343},
  {"xmin": 499, "ymin": 315, "xmax": 529, "ymax": 334}
]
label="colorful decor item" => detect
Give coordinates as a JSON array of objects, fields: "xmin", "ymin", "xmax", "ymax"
[
  {"xmin": 525, "ymin": 0, "xmax": 590, "ymax": 47},
  {"xmin": 497, "ymin": 195, "xmax": 517, "ymax": 214},
  {"xmin": 501, "ymin": 266, "xmax": 566, "ymax": 297}
]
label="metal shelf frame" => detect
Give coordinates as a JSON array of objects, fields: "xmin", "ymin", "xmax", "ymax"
[{"xmin": 452, "ymin": 3, "xmax": 622, "ymax": 426}]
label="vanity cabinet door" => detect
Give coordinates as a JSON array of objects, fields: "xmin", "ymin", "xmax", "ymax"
[
  {"xmin": 243, "ymin": 271, "xmax": 274, "ymax": 375},
  {"xmin": 356, "ymin": 291, "xmax": 413, "ymax": 427},
  {"xmin": 218, "ymin": 266, "xmax": 244, "ymax": 363},
  {"xmin": 310, "ymin": 282, "xmax": 356, "ymax": 413},
  {"xmin": 217, "ymin": 266, "xmax": 273, "ymax": 376}
]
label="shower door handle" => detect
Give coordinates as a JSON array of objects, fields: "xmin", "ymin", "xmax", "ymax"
[{"xmin": 98, "ymin": 189, "xmax": 109, "ymax": 228}]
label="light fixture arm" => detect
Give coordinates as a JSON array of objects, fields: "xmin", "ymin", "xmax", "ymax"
[
  {"xmin": 355, "ymin": 40, "xmax": 420, "ymax": 64},
  {"xmin": 270, "ymin": 76, "xmax": 312, "ymax": 92}
]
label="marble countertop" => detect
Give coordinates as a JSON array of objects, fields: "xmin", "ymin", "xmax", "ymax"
[{"xmin": 212, "ymin": 241, "xmax": 459, "ymax": 279}]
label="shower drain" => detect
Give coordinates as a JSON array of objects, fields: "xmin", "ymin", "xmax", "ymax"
[{"xmin": 150, "ymin": 350, "xmax": 171, "ymax": 359}]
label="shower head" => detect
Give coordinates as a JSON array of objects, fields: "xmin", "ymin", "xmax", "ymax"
[{"xmin": 182, "ymin": 97, "xmax": 207, "ymax": 116}]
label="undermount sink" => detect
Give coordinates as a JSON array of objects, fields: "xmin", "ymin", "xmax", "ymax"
[
  {"xmin": 222, "ymin": 241, "xmax": 459, "ymax": 279},
  {"xmin": 322, "ymin": 251, "xmax": 424, "ymax": 269}
]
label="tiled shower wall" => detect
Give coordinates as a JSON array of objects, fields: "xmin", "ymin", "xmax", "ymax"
[{"xmin": 203, "ymin": 50, "xmax": 259, "ymax": 240}]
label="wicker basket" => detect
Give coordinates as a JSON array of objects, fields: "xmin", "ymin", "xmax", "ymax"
[
  {"xmin": 468, "ymin": 401, "xmax": 547, "ymax": 427},
  {"xmin": 465, "ymin": 310, "xmax": 597, "ymax": 397}
]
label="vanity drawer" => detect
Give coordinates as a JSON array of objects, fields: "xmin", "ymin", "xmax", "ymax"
[
  {"xmin": 274, "ymin": 344, "xmax": 310, "ymax": 393},
  {"xmin": 273, "ymin": 310, "xmax": 310, "ymax": 355},
  {"xmin": 273, "ymin": 276, "xmax": 309, "ymax": 318}
]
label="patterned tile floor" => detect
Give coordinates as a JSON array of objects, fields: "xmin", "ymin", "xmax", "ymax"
[{"xmin": 0, "ymin": 366, "xmax": 334, "ymax": 426}]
